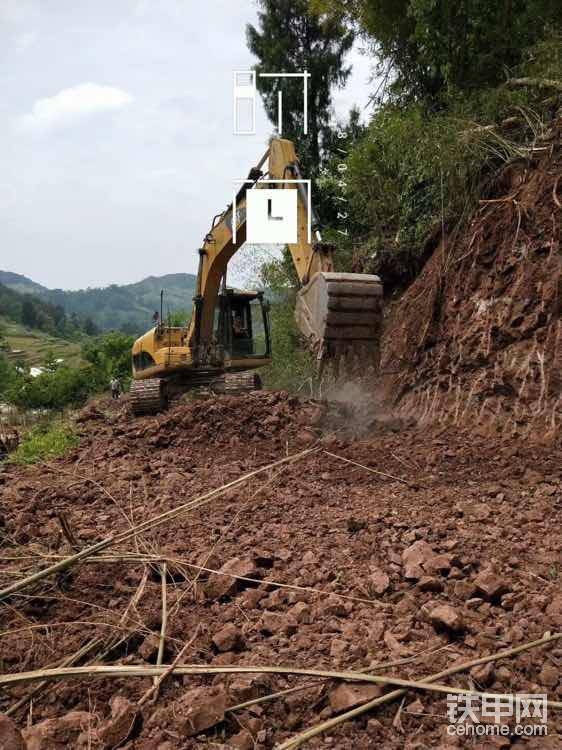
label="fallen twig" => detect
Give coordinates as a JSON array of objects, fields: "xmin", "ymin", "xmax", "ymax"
[
  {"xmin": 153, "ymin": 563, "xmax": 167, "ymax": 691},
  {"xmin": 506, "ymin": 77, "xmax": 562, "ymax": 92},
  {"xmin": 138, "ymin": 625, "xmax": 200, "ymax": 708},
  {"xmin": 324, "ymin": 450, "xmax": 420, "ymax": 489},
  {"xmin": 0, "ymin": 448, "xmax": 317, "ymax": 602},
  {"xmin": 2, "ymin": 655, "xmax": 562, "ymax": 712},
  {"xmin": 278, "ymin": 632, "xmax": 561, "ymax": 749}
]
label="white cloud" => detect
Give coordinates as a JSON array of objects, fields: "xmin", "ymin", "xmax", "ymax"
[{"xmin": 19, "ymin": 83, "xmax": 133, "ymax": 132}]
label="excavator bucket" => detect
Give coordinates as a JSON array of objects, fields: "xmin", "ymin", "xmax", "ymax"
[{"xmin": 295, "ymin": 272, "xmax": 383, "ymax": 364}]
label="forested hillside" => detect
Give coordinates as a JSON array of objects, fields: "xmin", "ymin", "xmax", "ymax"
[
  {"xmin": 0, "ymin": 271, "xmax": 197, "ymax": 334},
  {"xmin": 0, "ymin": 282, "xmax": 95, "ymax": 340}
]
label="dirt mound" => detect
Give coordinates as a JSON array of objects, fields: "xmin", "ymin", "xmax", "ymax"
[
  {"xmin": 0, "ymin": 391, "xmax": 561, "ymax": 748},
  {"xmin": 380, "ymin": 132, "xmax": 562, "ymax": 439}
]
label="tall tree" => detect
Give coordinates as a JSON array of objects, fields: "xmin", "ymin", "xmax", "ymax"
[
  {"xmin": 314, "ymin": 0, "xmax": 561, "ymax": 102},
  {"xmin": 247, "ymin": 0, "xmax": 354, "ymax": 176}
]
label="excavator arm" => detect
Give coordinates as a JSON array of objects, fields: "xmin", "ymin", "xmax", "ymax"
[
  {"xmin": 188, "ymin": 138, "xmax": 382, "ymax": 364},
  {"xmin": 130, "ymin": 137, "xmax": 382, "ymax": 414}
]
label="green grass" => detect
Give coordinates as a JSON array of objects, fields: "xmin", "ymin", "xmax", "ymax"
[
  {"xmin": 0, "ymin": 317, "xmax": 83, "ymax": 368},
  {"xmin": 9, "ymin": 421, "xmax": 79, "ymax": 465}
]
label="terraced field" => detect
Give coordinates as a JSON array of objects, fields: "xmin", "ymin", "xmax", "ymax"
[{"xmin": 0, "ymin": 317, "xmax": 83, "ymax": 368}]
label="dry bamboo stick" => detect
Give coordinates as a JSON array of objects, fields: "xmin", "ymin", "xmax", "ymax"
[
  {"xmin": 2, "ymin": 658, "xmax": 561, "ymax": 711},
  {"xmin": 0, "ymin": 448, "xmax": 317, "ymax": 602},
  {"xmin": 226, "ymin": 646, "xmax": 450, "ymax": 715},
  {"xmin": 138, "ymin": 625, "xmax": 200, "ymax": 708},
  {"xmin": 324, "ymin": 451, "xmax": 419, "ymax": 489},
  {"xmin": 278, "ymin": 632, "xmax": 561, "ymax": 749},
  {"xmin": 153, "ymin": 563, "xmax": 167, "ymax": 690}
]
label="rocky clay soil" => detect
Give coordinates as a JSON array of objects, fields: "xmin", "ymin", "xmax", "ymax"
[
  {"xmin": 0, "ymin": 390, "xmax": 561, "ymax": 749},
  {"xmin": 378, "ymin": 131, "xmax": 562, "ymax": 439}
]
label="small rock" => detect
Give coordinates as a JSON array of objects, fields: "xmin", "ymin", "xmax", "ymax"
[
  {"xmin": 296, "ymin": 429, "xmax": 316, "ymax": 446},
  {"xmin": 423, "ymin": 554, "xmax": 452, "ymax": 576},
  {"xmin": 229, "ymin": 729, "xmax": 254, "ymax": 750},
  {"xmin": 470, "ymin": 662, "xmax": 495, "ymax": 687},
  {"xmin": 328, "ymin": 683, "xmax": 383, "ymax": 712},
  {"xmin": 474, "ymin": 569, "xmax": 509, "ymax": 601},
  {"xmin": 139, "ymin": 633, "xmax": 160, "ymax": 660},
  {"xmin": 212, "ymin": 623, "xmax": 245, "ymax": 652},
  {"xmin": 546, "ymin": 595, "xmax": 562, "ymax": 628},
  {"xmin": 330, "ymin": 638, "xmax": 348, "ymax": 659},
  {"xmin": 23, "ymin": 711, "xmax": 93, "ymax": 750},
  {"xmin": 465, "ymin": 503, "xmax": 491, "ymax": 520},
  {"xmin": 417, "ymin": 576, "xmax": 444, "ymax": 593},
  {"xmin": 98, "ymin": 696, "xmax": 141, "ymax": 749},
  {"xmin": 205, "ymin": 557, "xmax": 258, "ymax": 600},
  {"xmin": 402, "ymin": 540, "xmax": 434, "ymax": 579},
  {"xmin": 538, "ymin": 663, "xmax": 559, "ymax": 688},
  {"xmin": 228, "ymin": 676, "xmax": 264, "ymax": 703},
  {"xmin": 453, "ymin": 580, "xmax": 477, "ymax": 600},
  {"xmin": 259, "ymin": 611, "xmax": 297, "ymax": 636},
  {"xmin": 0, "ymin": 714, "xmax": 26, "ymax": 750},
  {"xmin": 426, "ymin": 604, "xmax": 464, "ymax": 633},
  {"xmin": 318, "ymin": 594, "xmax": 347, "ymax": 618},
  {"xmin": 405, "ymin": 698, "xmax": 424, "ymax": 714},
  {"xmin": 289, "ymin": 601, "xmax": 312, "ymax": 624},
  {"xmin": 368, "ymin": 569, "xmax": 390, "ymax": 595},
  {"xmin": 302, "ymin": 551, "xmax": 316, "ymax": 565},
  {"xmin": 149, "ymin": 686, "xmax": 226, "ymax": 738}
]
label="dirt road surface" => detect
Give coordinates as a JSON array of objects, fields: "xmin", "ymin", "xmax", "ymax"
[{"xmin": 0, "ymin": 391, "xmax": 560, "ymax": 748}]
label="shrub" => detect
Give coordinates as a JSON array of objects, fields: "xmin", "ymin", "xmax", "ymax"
[
  {"xmin": 8, "ymin": 366, "xmax": 93, "ymax": 410},
  {"xmin": 9, "ymin": 421, "xmax": 79, "ymax": 465}
]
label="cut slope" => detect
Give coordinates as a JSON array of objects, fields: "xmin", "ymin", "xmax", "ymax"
[{"xmin": 380, "ymin": 135, "xmax": 562, "ymax": 439}]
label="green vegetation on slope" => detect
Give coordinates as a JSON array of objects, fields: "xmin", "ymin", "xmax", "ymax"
[
  {"xmin": 8, "ymin": 421, "xmax": 79, "ymax": 465},
  {"xmin": 0, "ymin": 282, "xmax": 96, "ymax": 340},
  {"xmin": 0, "ymin": 317, "xmax": 84, "ymax": 368}
]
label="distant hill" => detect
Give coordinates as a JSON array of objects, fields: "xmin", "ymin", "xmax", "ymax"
[{"xmin": 0, "ymin": 271, "xmax": 197, "ymax": 334}]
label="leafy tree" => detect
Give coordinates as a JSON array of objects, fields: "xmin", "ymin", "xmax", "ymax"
[
  {"xmin": 0, "ymin": 354, "xmax": 18, "ymax": 398},
  {"xmin": 313, "ymin": 0, "xmax": 560, "ymax": 101},
  {"xmin": 21, "ymin": 299, "xmax": 38, "ymax": 329},
  {"xmin": 42, "ymin": 349, "xmax": 60, "ymax": 373},
  {"xmin": 8, "ymin": 367, "xmax": 92, "ymax": 410},
  {"xmin": 247, "ymin": 0, "xmax": 354, "ymax": 176},
  {"xmin": 82, "ymin": 331, "xmax": 135, "ymax": 385}
]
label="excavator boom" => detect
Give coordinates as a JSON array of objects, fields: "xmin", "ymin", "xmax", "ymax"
[{"xmin": 130, "ymin": 138, "xmax": 382, "ymax": 414}]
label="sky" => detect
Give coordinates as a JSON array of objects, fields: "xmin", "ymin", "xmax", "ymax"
[{"xmin": 0, "ymin": 1, "xmax": 374, "ymax": 290}]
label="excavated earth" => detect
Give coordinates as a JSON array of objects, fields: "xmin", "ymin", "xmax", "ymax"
[
  {"xmin": 0, "ymin": 391, "xmax": 561, "ymax": 749},
  {"xmin": 379, "ymin": 132, "xmax": 562, "ymax": 439}
]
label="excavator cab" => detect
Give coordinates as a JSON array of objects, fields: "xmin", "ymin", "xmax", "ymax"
[{"xmin": 215, "ymin": 289, "xmax": 271, "ymax": 364}]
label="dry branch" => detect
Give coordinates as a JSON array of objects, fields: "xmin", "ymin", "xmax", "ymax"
[
  {"xmin": 2, "ymin": 658, "xmax": 562, "ymax": 712},
  {"xmin": 0, "ymin": 448, "xmax": 317, "ymax": 602},
  {"xmin": 278, "ymin": 632, "xmax": 561, "ymax": 749},
  {"xmin": 324, "ymin": 450, "xmax": 420, "ymax": 489},
  {"xmin": 506, "ymin": 77, "xmax": 562, "ymax": 92}
]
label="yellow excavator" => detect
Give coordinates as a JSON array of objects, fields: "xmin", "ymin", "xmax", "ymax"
[{"xmin": 130, "ymin": 138, "xmax": 382, "ymax": 415}]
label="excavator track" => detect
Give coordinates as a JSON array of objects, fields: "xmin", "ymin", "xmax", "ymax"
[
  {"xmin": 130, "ymin": 378, "xmax": 167, "ymax": 416},
  {"xmin": 210, "ymin": 371, "xmax": 262, "ymax": 395}
]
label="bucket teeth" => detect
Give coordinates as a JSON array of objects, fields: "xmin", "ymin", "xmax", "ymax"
[{"xmin": 295, "ymin": 272, "xmax": 383, "ymax": 360}]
